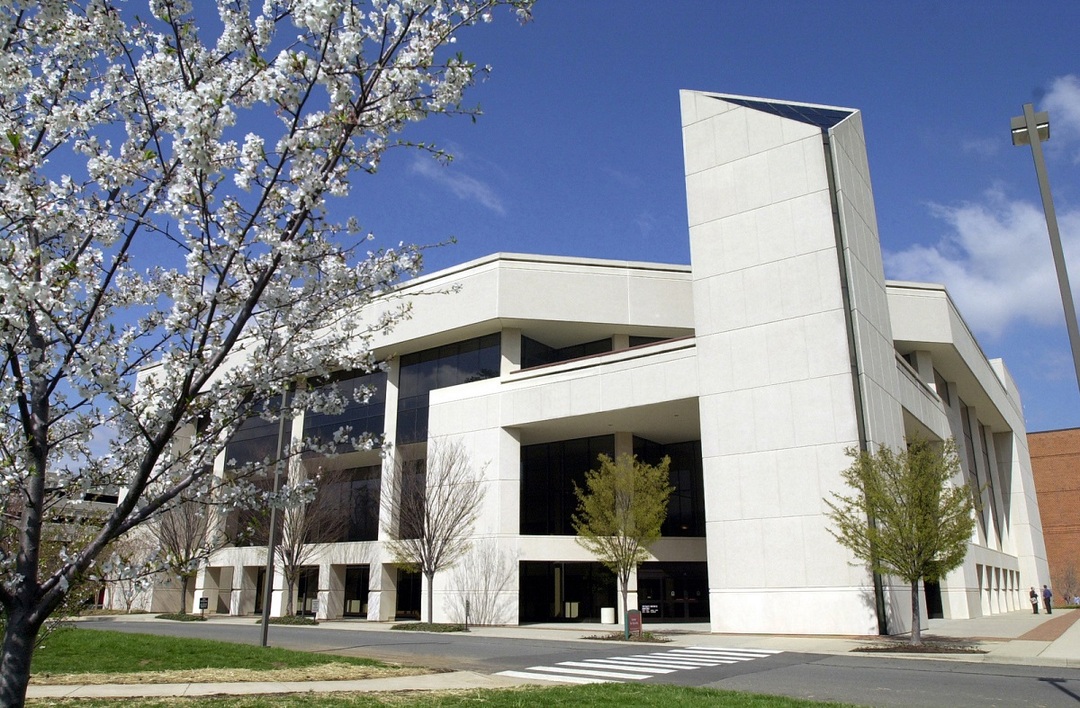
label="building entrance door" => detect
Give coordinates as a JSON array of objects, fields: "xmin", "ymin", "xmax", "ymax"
[
  {"xmin": 638, "ymin": 562, "xmax": 709, "ymax": 621},
  {"xmin": 395, "ymin": 569, "xmax": 422, "ymax": 620},
  {"xmin": 296, "ymin": 567, "xmax": 318, "ymax": 616},
  {"xmin": 344, "ymin": 565, "xmax": 370, "ymax": 618},
  {"xmin": 253, "ymin": 567, "xmax": 266, "ymax": 614}
]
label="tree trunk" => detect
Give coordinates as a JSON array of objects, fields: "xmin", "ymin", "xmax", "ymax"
[
  {"xmin": 620, "ymin": 573, "xmax": 629, "ymax": 638},
  {"xmin": 425, "ymin": 571, "xmax": 435, "ymax": 624},
  {"xmin": 286, "ymin": 578, "xmax": 295, "ymax": 616},
  {"xmin": 0, "ymin": 606, "xmax": 42, "ymax": 708},
  {"xmin": 179, "ymin": 575, "xmax": 190, "ymax": 614},
  {"xmin": 909, "ymin": 579, "xmax": 922, "ymax": 646}
]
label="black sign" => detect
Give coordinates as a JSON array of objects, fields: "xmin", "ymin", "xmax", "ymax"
[{"xmin": 198, "ymin": 597, "xmax": 209, "ymax": 610}]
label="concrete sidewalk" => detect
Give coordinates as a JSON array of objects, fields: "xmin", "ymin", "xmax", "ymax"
[
  {"xmin": 28, "ymin": 608, "xmax": 1080, "ymax": 699},
  {"xmin": 29, "ymin": 670, "xmax": 528, "ymax": 700}
]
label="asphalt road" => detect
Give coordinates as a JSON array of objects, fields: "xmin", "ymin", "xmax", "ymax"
[{"xmin": 82, "ymin": 619, "xmax": 1080, "ymax": 707}]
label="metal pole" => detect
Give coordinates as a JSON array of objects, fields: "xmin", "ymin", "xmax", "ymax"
[
  {"xmin": 260, "ymin": 390, "xmax": 289, "ymax": 648},
  {"xmin": 1016, "ymin": 103, "xmax": 1080, "ymax": 395}
]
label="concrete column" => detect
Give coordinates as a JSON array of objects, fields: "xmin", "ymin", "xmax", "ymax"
[
  {"xmin": 371, "ymin": 563, "xmax": 396, "ymax": 621},
  {"xmin": 501, "ymin": 328, "xmax": 522, "ymax": 376},
  {"xmin": 613, "ymin": 431, "xmax": 634, "ymax": 458},
  {"xmin": 321, "ymin": 563, "xmax": 345, "ymax": 620}
]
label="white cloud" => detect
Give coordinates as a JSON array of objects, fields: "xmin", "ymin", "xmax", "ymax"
[
  {"xmin": 961, "ymin": 136, "xmax": 1000, "ymax": 158},
  {"xmin": 410, "ymin": 156, "xmax": 506, "ymax": 215},
  {"xmin": 1044, "ymin": 74, "xmax": 1080, "ymax": 163},
  {"xmin": 633, "ymin": 210, "xmax": 659, "ymax": 237},
  {"xmin": 885, "ymin": 74, "xmax": 1080, "ymax": 341},
  {"xmin": 885, "ymin": 188, "xmax": 1080, "ymax": 339}
]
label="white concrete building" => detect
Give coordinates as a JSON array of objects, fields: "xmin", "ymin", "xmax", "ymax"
[{"xmin": 155, "ymin": 91, "xmax": 1047, "ymax": 636}]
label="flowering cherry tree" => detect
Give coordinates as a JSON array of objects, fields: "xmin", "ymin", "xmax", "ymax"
[{"xmin": 0, "ymin": 1, "xmax": 531, "ymax": 703}]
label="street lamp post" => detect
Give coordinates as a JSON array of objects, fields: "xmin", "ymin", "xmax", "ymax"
[
  {"xmin": 1011, "ymin": 104, "xmax": 1080, "ymax": 396},
  {"xmin": 259, "ymin": 390, "xmax": 289, "ymax": 648}
]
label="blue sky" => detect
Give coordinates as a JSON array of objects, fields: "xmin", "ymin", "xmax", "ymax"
[{"xmin": 345, "ymin": 1, "xmax": 1080, "ymax": 433}]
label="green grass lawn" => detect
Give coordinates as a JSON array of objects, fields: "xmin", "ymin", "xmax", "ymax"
[
  {"xmin": 31, "ymin": 627, "xmax": 385, "ymax": 676},
  {"xmin": 27, "ymin": 629, "xmax": 858, "ymax": 707},
  {"xmin": 30, "ymin": 684, "xmax": 860, "ymax": 707}
]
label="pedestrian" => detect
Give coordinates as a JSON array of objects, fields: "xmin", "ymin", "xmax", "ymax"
[
  {"xmin": 1043, "ymin": 585, "xmax": 1053, "ymax": 614},
  {"xmin": 1030, "ymin": 587, "xmax": 1039, "ymax": 614}
]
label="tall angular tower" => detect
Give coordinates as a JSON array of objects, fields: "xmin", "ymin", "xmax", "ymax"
[{"xmin": 682, "ymin": 91, "xmax": 906, "ymax": 634}]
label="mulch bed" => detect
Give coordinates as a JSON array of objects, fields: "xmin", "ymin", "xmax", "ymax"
[
  {"xmin": 582, "ymin": 631, "xmax": 671, "ymax": 643},
  {"xmin": 853, "ymin": 636, "xmax": 986, "ymax": 654}
]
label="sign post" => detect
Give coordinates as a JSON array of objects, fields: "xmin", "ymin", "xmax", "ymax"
[
  {"xmin": 198, "ymin": 596, "xmax": 209, "ymax": 618},
  {"xmin": 625, "ymin": 609, "xmax": 642, "ymax": 640}
]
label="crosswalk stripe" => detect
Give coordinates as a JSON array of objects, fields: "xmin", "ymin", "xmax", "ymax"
[
  {"xmin": 562, "ymin": 660, "xmax": 676, "ymax": 674},
  {"xmin": 497, "ymin": 670, "xmax": 609, "ymax": 684},
  {"xmin": 669, "ymin": 648, "xmax": 771, "ymax": 659},
  {"xmin": 495, "ymin": 646, "xmax": 783, "ymax": 685},
  {"xmin": 630, "ymin": 654, "xmax": 730, "ymax": 666},
  {"xmin": 690, "ymin": 646, "xmax": 783, "ymax": 654},
  {"xmin": 673, "ymin": 647, "xmax": 777, "ymax": 656},
  {"xmin": 581, "ymin": 658, "xmax": 682, "ymax": 672},
  {"xmin": 525, "ymin": 665, "xmax": 649, "ymax": 680}
]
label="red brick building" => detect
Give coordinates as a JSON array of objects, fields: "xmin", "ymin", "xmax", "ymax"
[{"xmin": 1029, "ymin": 428, "xmax": 1080, "ymax": 605}]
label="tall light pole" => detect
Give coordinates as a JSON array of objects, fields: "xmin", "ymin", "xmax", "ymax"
[
  {"xmin": 260, "ymin": 390, "xmax": 289, "ymax": 648},
  {"xmin": 1011, "ymin": 104, "xmax": 1080, "ymax": 395}
]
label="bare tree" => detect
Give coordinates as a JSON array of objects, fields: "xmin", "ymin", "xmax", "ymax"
[
  {"xmin": 275, "ymin": 468, "xmax": 352, "ymax": 617},
  {"xmin": 447, "ymin": 540, "xmax": 516, "ymax": 625},
  {"xmin": 102, "ymin": 534, "xmax": 155, "ymax": 613},
  {"xmin": 1053, "ymin": 563, "xmax": 1078, "ymax": 606},
  {"xmin": 383, "ymin": 439, "xmax": 485, "ymax": 624},
  {"xmin": 148, "ymin": 492, "xmax": 225, "ymax": 615}
]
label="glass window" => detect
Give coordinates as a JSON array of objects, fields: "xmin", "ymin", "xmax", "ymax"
[
  {"xmin": 398, "ymin": 461, "xmax": 426, "ymax": 540},
  {"xmin": 226, "ymin": 475, "xmax": 276, "ymax": 547},
  {"xmin": 981, "ymin": 424, "xmax": 1001, "ymax": 545},
  {"xmin": 224, "ymin": 395, "xmax": 291, "ymax": 469},
  {"xmin": 960, "ymin": 402, "xmax": 987, "ymax": 538},
  {"xmin": 520, "ymin": 435, "xmax": 614, "ymax": 535},
  {"xmin": 312, "ymin": 465, "xmax": 382, "ymax": 543},
  {"xmin": 629, "ymin": 336, "xmax": 668, "ymax": 348},
  {"xmin": 303, "ymin": 371, "xmax": 386, "ymax": 453},
  {"xmin": 396, "ymin": 334, "xmax": 501, "ymax": 444},
  {"xmin": 934, "ymin": 369, "xmax": 950, "ymax": 406},
  {"xmin": 518, "ymin": 561, "xmax": 616, "ymax": 622},
  {"xmin": 635, "ymin": 437, "xmax": 705, "ymax": 537},
  {"xmin": 520, "ymin": 336, "xmax": 612, "ymax": 369},
  {"xmin": 344, "ymin": 565, "xmax": 370, "ymax": 617}
]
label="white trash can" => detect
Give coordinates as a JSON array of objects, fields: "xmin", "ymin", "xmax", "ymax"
[{"xmin": 600, "ymin": 607, "xmax": 616, "ymax": 624}]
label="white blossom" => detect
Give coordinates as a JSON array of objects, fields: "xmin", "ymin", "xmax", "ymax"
[{"xmin": 0, "ymin": 0, "xmax": 532, "ymax": 700}]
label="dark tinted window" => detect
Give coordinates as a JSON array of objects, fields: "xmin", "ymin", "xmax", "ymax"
[
  {"xmin": 520, "ymin": 435, "xmax": 615, "ymax": 535},
  {"xmin": 629, "ymin": 336, "xmax": 669, "ymax": 348},
  {"xmin": 396, "ymin": 334, "xmax": 500, "ymax": 444},
  {"xmin": 313, "ymin": 465, "xmax": 381, "ymax": 542},
  {"xmin": 638, "ymin": 438, "xmax": 705, "ymax": 538},
  {"xmin": 522, "ymin": 336, "xmax": 612, "ymax": 369},
  {"xmin": 303, "ymin": 370, "xmax": 386, "ymax": 453},
  {"xmin": 224, "ymin": 395, "xmax": 292, "ymax": 469}
]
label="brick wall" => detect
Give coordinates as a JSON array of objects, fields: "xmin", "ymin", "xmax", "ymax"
[{"xmin": 1030, "ymin": 428, "xmax": 1080, "ymax": 604}]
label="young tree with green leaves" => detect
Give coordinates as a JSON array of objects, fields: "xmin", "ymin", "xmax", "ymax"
[
  {"xmin": 824, "ymin": 439, "xmax": 976, "ymax": 646},
  {"xmin": 573, "ymin": 454, "xmax": 673, "ymax": 623}
]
